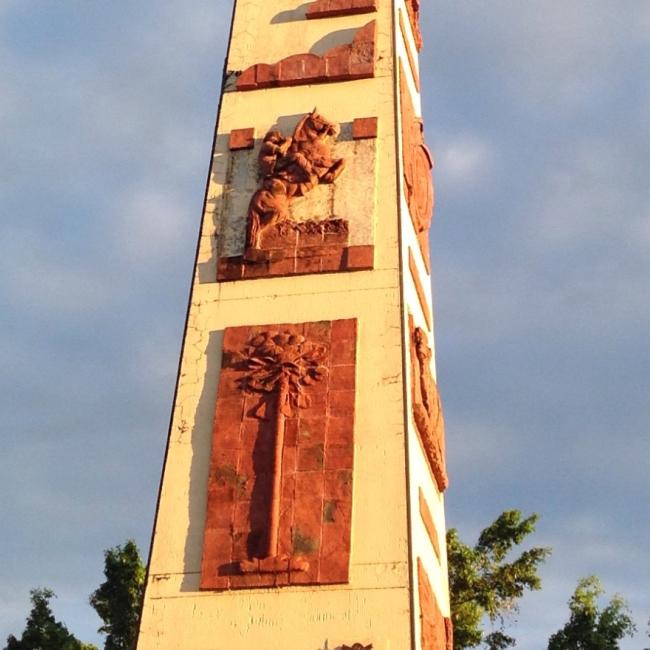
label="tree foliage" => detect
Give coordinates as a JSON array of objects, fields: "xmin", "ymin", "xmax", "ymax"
[
  {"xmin": 447, "ymin": 510, "xmax": 551, "ymax": 649},
  {"xmin": 3, "ymin": 588, "xmax": 97, "ymax": 650},
  {"xmin": 89, "ymin": 540, "xmax": 145, "ymax": 650},
  {"xmin": 547, "ymin": 576, "xmax": 636, "ymax": 649}
]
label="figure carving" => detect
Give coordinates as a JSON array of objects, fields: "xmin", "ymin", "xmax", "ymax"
[
  {"xmin": 238, "ymin": 331, "xmax": 328, "ymax": 563},
  {"xmin": 403, "ymin": 117, "xmax": 434, "ymax": 240},
  {"xmin": 411, "ymin": 324, "xmax": 448, "ymax": 492},
  {"xmin": 246, "ymin": 109, "xmax": 346, "ymax": 250},
  {"xmin": 400, "ymin": 67, "xmax": 434, "ymax": 267}
]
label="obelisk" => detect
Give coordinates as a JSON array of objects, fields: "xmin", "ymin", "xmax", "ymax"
[{"xmin": 136, "ymin": 0, "xmax": 452, "ymax": 647}]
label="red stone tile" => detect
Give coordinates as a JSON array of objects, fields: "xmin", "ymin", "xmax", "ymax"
[
  {"xmin": 344, "ymin": 245, "xmax": 374, "ymax": 270},
  {"xmin": 282, "ymin": 444, "xmax": 297, "ymax": 475},
  {"xmin": 324, "ymin": 443, "xmax": 354, "ymax": 470},
  {"xmin": 234, "ymin": 501, "xmax": 252, "ymax": 529},
  {"xmin": 216, "ymin": 368, "xmax": 242, "ymax": 399},
  {"xmin": 223, "ymin": 325, "xmax": 252, "ymax": 351},
  {"xmin": 202, "ymin": 527, "xmax": 233, "ymax": 565},
  {"xmin": 324, "ymin": 469, "xmax": 353, "ymax": 499},
  {"xmin": 306, "ymin": 0, "xmax": 376, "ymax": 18},
  {"xmin": 329, "ymin": 390, "xmax": 354, "ymax": 420},
  {"xmin": 330, "ymin": 338, "xmax": 356, "ymax": 365},
  {"xmin": 331, "ymin": 318, "xmax": 357, "ymax": 340},
  {"xmin": 228, "ymin": 127, "xmax": 255, "ymax": 150},
  {"xmin": 231, "ymin": 573, "xmax": 276, "ymax": 588},
  {"xmin": 210, "ymin": 444, "xmax": 239, "ymax": 474},
  {"xmin": 284, "ymin": 418, "xmax": 299, "ymax": 446},
  {"xmin": 352, "ymin": 116, "xmax": 378, "ymax": 139},
  {"xmin": 295, "ymin": 255, "xmax": 322, "ymax": 275},
  {"xmin": 325, "ymin": 49, "xmax": 351, "ymax": 81},
  {"xmin": 294, "ymin": 470, "xmax": 324, "ymax": 498},
  {"xmin": 327, "ymin": 416, "xmax": 353, "ymax": 444},
  {"xmin": 242, "ymin": 260, "xmax": 270, "ymax": 278},
  {"xmin": 205, "ymin": 497, "xmax": 234, "ymax": 529},
  {"xmin": 260, "ymin": 223, "xmax": 298, "ymax": 248},
  {"xmin": 330, "ymin": 364, "xmax": 355, "ymax": 390},
  {"xmin": 268, "ymin": 256, "xmax": 296, "ymax": 277},
  {"xmin": 255, "ymin": 63, "xmax": 280, "ymax": 88},
  {"xmin": 319, "ymin": 249, "xmax": 345, "ymax": 271},
  {"xmin": 236, "ymin": 66, "xmax": 258, "ymax": 90},
  {"xmin": 215, "ymin": 397, "xmax": 244, "ymax": 436},
  {"xmin": 304, "ymin": 320, "xmax": 331, "ymax": 343},
  {"xmin": 298, "ymin": 417, "xmax": 327, "ymax": 445},
  {"xmin": 318, "ymin": 550, "xmax": 349, "ymax": 583},
  {"xmin": 278, "ymin": 54, "xmax": 305, "ymax": 84},
  {"xmin": 297, "ymin": 228, "xmax": 324, "ymax": 247},
  {"xmin": 217, "ymin": 256, "xmax": 244, "ymax": 281},
  {"xmin": 297, "ymin": 444, "xmax": 325, "ymax": 471},
  {"xmin": 302, "ymin": 53, "xmax": 327, "ymax": 82}
]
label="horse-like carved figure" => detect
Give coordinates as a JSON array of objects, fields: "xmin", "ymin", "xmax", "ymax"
[{"xmin": 245, "ymin": 108, "xmax": 346, "ymax": 250}]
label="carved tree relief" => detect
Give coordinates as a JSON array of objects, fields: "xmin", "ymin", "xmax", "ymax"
[
  {"xmin": 400, "ymin": 64, "xmax": 434, "ymax": 271},
  {"xmin": 246, "ymin": 109, "xmax": 346, "ymax": 252},
  {"xmin": 409, "ymin": 316, "xmax": 448, "ymax": 492},
  {"xmin": 201, "ymin": 320, "xmax": 357, "ymax": 589},
  {"xmin": 238, "ymin": 331, "xmax": 327, "ymax": 562}
]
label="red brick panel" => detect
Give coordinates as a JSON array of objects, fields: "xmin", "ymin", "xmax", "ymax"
[
  {"xmin": 352, "ymin": 117, "xmax": 378, "ymax": 140},
  {"xmin": 200, "ymin": 320, "xmax": 357, "ymax": 590},
  {"xmin": 418, "ymin": 558, "xmax": 448, "ymax": 650},
  {"xmin": 228, "ymin": 127, "xmax": 255, "ymax": 151},
  {"xmin": 306, "ymin": 0, "xmax": 377, "ymax": 20},
  {"xmin": 235, "ymin": 21, "xmax": 376, "ymax": 91}
]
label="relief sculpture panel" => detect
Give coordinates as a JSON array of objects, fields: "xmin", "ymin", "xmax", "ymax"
[
  {"xmin": 409, "ymin": 315, "xmax": 448, "ymax": 492},
  {"xmin": 217, "ymin": 109, "xmax": 376, "ymax": 281},
  {"xmin": 400, "ymin": 64, "xmax": 434, "ymax": 272},
  {"xmin": 201, "ymin": 319, "xmax": 357, "ymax": 589}
]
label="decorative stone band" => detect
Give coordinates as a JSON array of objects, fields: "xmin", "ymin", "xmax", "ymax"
[
  {"xmin": 235, "ymin": 21, "xmax": 376, "ymax": 91},
  {"xmin": 418, "ymin": 558, "xmax": 454, "ymax": 650},
  {"xmin": 200, "ymin": 320, "xmax": 357, "ymax": 590},
  {"xmin": 306, "ymin": 0, "xmax": 377, "ymax": 20}
]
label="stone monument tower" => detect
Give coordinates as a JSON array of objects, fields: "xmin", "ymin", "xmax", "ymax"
[{"xmin": 136, "ymin": 0, "xmax": 452, "ymax": 647}]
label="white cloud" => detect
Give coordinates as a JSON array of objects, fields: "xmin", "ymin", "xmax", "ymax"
[{"xmin": 436, "ymin": 134, "xmax": 493, "ymax": 187}]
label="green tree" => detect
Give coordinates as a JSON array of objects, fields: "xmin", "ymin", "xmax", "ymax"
[
  {"xmin": 4, "ymin": 588, "xmax": 97, "ymax": 650},
  {"xmin": 547, "ymin": 576, "xmax": 636, "ymax": 649},
  {"xmin": 89, "ymin": 540, "xmax": 145, "ymax": 650},
  {"xmin": 447, "ymin": 510, "xmax": 551, "ymax": 649}
]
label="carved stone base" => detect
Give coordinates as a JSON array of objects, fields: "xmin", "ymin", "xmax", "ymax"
[{"xmin": 218, "ymin": 219, "xmax": 374, "ymax": 281}]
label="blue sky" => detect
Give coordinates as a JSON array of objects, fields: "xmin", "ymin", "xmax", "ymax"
[{"xmin": 1, "ymin": 1, "xmax": 649, "ymax": 648}]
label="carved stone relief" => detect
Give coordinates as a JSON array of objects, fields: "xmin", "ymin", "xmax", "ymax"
[
  {"xmin": 400, "ymin": 63, "xmax": 434, "ymax": 272},
  {"xmin": 201, "ymin": 320, "xmax": 357, "ymax": 589},
  {"xmin": 246, "ymin": 109, "xmax": 346, "ymax": 251},
  {"xmin": 418, "ymin": 559, "xmax": 453, "ymax": 650},
  {"xmin": 235, "ymin": 21, "xmax": 376, "ymax": 91},
  {"xmin": 216, "ymin": 110, "xmax": 377, "ymax": 281},
  {"xmin": 409, "ymin": 315, "xmax": 448, "ymax": 492},
  {"xmin": 306, "ymin": 0, "xmax": 377, "ymax": 20}
]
